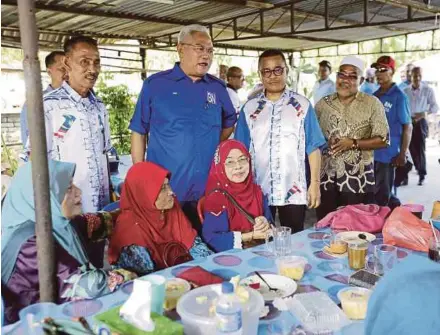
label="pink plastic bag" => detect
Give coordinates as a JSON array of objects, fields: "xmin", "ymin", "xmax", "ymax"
[
  {"xmin": 383, "ymin": 207, "xmax": 434, "ymax": 252},
  {"xmin": 316, "ymin": 204, "xmax": 391, "ymax": 233}
]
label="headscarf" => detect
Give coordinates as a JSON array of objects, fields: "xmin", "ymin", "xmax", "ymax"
[
  {"xmin": 204, "ymin": 139, "xmax": 263, "ymax": 232},
  {"xmin": 108, "ymin": 162, "xmax": 197, "ymax": 269},
  {"xmin": 364, "ymin": 254, "xmax": 440, "ymax": 335},
  {"xmin": 1, "ymin": 160, "xmax": 89, "ymax": 283}
]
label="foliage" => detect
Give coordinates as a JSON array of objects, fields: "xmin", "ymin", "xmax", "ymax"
[
  {"xmin": 1, "ymin": 134, "xmax": 18, "ymax": 176},
  {"xmin": 96, "ymin": 74, "xmax": 135, "ymax": 155}
]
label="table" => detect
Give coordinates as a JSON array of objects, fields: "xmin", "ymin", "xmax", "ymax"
[{"xmin": 2, "ymin": 228, "xmax": 419, "ymax": 335}]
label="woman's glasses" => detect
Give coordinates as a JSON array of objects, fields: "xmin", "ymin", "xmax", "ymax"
[
  {"xmin": 224, "ymin": 157, "xmax": 249, "ymax": 168},
  {"xmin": 336, "ymin": 72, "xmax": 358, "ymax": 81},
  {"xmin": 260, "ymin": 66, "xmax": 285, "ymax": 78}
]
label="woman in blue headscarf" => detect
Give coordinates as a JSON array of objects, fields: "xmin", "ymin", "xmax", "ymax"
[{"xmin": 1, "ymin": 160, "xmax": 136, "ymax": 324}]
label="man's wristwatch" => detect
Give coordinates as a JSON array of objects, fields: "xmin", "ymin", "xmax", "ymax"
[{"xmin": 352, "ymin": 139, "xmax": 359, "ymax": 149}]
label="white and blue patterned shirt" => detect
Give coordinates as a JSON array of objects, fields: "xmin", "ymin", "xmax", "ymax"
[
  {"xmin": 404, "ymin": 84, "xmax": 438, "ymax": 116},
  {"xmin": 27, "ymin": 82, "xmax": 111, "ymax": 212},
  {"xmin": 234, "ymin": 88, "xmax": 326, "ymax": 206}
]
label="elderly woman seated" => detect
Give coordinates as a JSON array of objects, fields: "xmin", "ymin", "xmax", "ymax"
[
  {"xmin": 108, "ymin": 162, "xmax": 213, "ymax": 276},
  {"xmin": 1, "ymin": 160, "xmax": 136, "ymax": 324},
  {"xmin": 202, "ymin": 140, "xmax": 272, "ymax": 252}
]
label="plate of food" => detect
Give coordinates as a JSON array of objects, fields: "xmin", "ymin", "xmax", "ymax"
[
  {"xmin": 337, "ymin": 231, "xmax": 376, "ymax": 243},
  {"xmin": 239, "ymin": 274, "xmax": 297, "ymax": 301}
]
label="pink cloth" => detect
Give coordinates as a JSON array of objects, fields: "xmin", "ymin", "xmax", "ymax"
[{"xmin": 315, "ymin": 204, "xmax": 391, "ymax": 233}]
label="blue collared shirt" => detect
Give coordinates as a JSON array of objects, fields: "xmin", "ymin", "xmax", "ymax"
[
  {"xmin": 129, "ymin": 63, "xmax": 237, "ymax": 202},
  {"xmin": 20, "ymin": 85, "xmax": 53, "ymax": 146},
  {"xmin": 360, "ymin": 81, "xmax": 379, "ymax": 95},
  {"xmin": 374, "ymin": 84, "xmax": 411, "ymax": 163},
  {"xmin": 398, "ymin": 80, "xmax": 411, "ymax": 92},
  {"xmin": 312, "ymin": 78, "xmax": 336, "ymax": 105},
  {"xmin": 404, "ymin": 84, "xmax": 439, "ymax": 116}
]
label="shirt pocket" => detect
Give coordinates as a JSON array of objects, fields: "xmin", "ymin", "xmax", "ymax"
[{"xmin": 201, "ymin": 103, "xmax": 222, "ymax": 129}]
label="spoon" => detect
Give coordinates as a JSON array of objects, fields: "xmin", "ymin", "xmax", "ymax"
[{"xmin": 255, "ymin": 271, "xmax": 278, "ymax": 292}]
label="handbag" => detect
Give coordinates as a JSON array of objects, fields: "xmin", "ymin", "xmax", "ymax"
[{"xmin": 160, "ymin": 241, "xmax": 193, "ymax": 268}]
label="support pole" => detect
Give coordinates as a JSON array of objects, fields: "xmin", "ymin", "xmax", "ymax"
[
  {"xmin": 324, "ymin": 0, "xmax": 329, "ymax": 29},
  {"xmin": 364, "ymin": 0, "xmax": 369, "ymax": 24},
  {"xmin": 140, "ymin": 44, "xmax": 146, "ymax": 81},
  {"xmin": 17, "ymin": 0, "xmax": 56, "ymax": 302}
]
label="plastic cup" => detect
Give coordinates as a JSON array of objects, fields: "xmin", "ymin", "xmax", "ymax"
[
  {"xmin": 337, "ymin": 287, "xmax": 372, "ymax": 320},
  {"xmin": 141, "ymin": 274, "xmax": 166, "ymax": 315},
  {"xmin": 276, "ymin": 255, "xmax": 308, "ymax": 281}
]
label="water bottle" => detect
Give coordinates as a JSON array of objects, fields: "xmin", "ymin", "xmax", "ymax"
[{"xmin": 215, "ymin": 282, "xmax": 243, "ymax": 335}]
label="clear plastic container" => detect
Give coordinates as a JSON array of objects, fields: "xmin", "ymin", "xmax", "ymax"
[
  {"xmin": 337, "ymin": 287, "xmax": 372, "ymax": 320},
  {"xmin": 287, "ymin": 292, "xmax": 351, "ymax": 333},
  {"xmin": 176, "ymin": 284, "xmax": 264, "ymax": 335},
  {"xmin": 276, "ymin": 256, "xmax": 308, "ymax": 281}
]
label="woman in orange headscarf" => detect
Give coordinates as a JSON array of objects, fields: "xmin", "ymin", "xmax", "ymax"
[{"xmin": 108, "ymin": 162, "xmax": 212, "ymax": 275}]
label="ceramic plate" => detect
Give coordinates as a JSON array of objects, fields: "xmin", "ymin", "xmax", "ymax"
[
  {"xmin": 239, "ymin": 274, "xmax": 297, "ymax": 301},
  {"xmin": 337, "ymin": 231, "xmax": 376, "ymax": 243}
]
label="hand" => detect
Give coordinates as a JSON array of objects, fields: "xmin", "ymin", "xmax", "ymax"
[
  {"xmin": 252, "ymin": 228, "xmax": 270, "ymax": 240},
  {"xmin": 330, "ymin": 137, "xmax": 354, "ymax": 156},
  {"xmin": 254, "ymin": 216, "xmax": 269, "ymax": 231},
  {"xmin": 391, "ymin": 153, "xmax": 406, "ymax": 167},
  {"xmin": 307, "ymin": 181, "xmax": 321, "ymax": 208}
]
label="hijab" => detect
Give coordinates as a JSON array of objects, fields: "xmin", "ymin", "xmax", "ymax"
[
  {"xmin": 204, "ymin": 139, "xmax": 263, "ymax": 232},
  {"xmin": 1, "ymin": 160, "xmax": 89, "ymax": 283},
  {"xmin": 364, "ymin": 254, "xmax": 440, "ymax": 335},
  {"xmin": 108, "ymin": 162, "xmax": 197, "ymax": 269}
]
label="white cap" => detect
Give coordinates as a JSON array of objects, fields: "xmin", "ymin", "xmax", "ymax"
[
  {"xmin": 366, "ymin": 68, "xmax": 376, "ymax": 78},
  {"xmin": 340, "ymin": 56, "xmax": 365, "ymax": 73}
]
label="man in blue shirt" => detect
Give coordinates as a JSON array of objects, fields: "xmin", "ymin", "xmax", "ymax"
[
  {"xmin": 360, "ymin": 68, "xmax": 379, "ymax": 95},
  {"xmin": 398, "ymin": 63, "xmax": 414, "ymax": 92},
  {"xmin": 130, "ymin": 24, "xmax": 237, "ymax": 232},
  {"xmin": 312, "ymin": 60, "xmax": 336, "ymax": 106},
  {"xmin": 373, "ymin": 56, "xmax": 412, "ymax": 207},
  {"xmin": 20, "ymin": 51, "xmax": 66, "ymax": 147}
]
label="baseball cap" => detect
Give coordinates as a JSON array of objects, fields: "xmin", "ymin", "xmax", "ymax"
[
  {"xmin": 376, "ymin": 56, "xmax": 395, "ymax": 71},
  {"xmin": 340, "ymin": 56, "xmax": 365, "ymax": 73}
]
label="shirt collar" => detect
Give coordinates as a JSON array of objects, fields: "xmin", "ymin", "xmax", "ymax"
[
  {"xmin": 375, "ymin": 83, "xmax": 397, "ymax": 97},
  {"xmin": 227, "ymin": 83, "xmax": 237, "ymax": 92},
  {"xmin": 319, "ymin": 78, "xmax": 331, "ymax": 84},
  {"xmin": 169, "ymin": 62, "xmax": 210, "ymax": 83},
  {"xmin": 62, "ymin": 81, "xmax": 97, "ymax": 103},
  {"xmin": 258, "ymin": 86, "xmax": 289, "ymax": 104},
  {"xmin": 331, "ymin": 91, "xmax": 363, "ymax": 102}
]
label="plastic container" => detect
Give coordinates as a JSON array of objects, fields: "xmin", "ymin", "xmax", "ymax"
[
  {"xmin": 276, "ymin": 256, "xmax": 308, "ymax": 281},
  {"xmin": 337, "ymin": 287, "xmax": 372, "ymax": 320},
  {"xmin": 176, "ymin": 284, "xmax": 264, "ymax": 335},
  {"xmin": 164, "ymin": 278, "xmax": 191, "ymax": 311},
  {"xmin": 287, "ymin": 292, "xmax": 351, "ymax": 333},
  {"xmin": 215, "ymin": 282, "xmax": 243, "ymax": 335},
  {"xmin": 18, "ymin": 302, "xmax": 60, "ymax": 334}
]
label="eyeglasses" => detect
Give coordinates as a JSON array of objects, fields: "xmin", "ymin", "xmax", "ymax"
[
  {"xmin": 181, "ymin": 43, "xmax": 214, "ymax": 55},
  {"xmin": 224, "ymin": 157, "xmax": 249, "ymax": 168},
  {"xmin": 260, "ymin": 66, "xmax": 285, "ymax": 78},
  {"xmin": 336, "ymin": 72, "xmax": 358, "ymax": 81}
]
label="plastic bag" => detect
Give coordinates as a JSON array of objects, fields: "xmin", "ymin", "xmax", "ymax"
[{"xmin": 383, "ymin": 207, "xmax": 434, "ymax": 252}]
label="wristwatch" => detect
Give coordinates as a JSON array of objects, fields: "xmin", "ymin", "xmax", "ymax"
[{"xmin": 352, "ymin": 139, "xmax": 359, "ymax": 149}]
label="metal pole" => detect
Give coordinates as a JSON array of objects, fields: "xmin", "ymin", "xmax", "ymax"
[
  {"xmin": 140, "ymin": 47, "xmax": 146, "ymax": 81},
  {"xmin": 17, "ymin": 0, "xmax": 56, "ymax": 302}
]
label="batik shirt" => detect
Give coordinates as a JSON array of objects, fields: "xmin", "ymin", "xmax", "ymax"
[
  {"xmin": 31, "ymin": 82, "xmax": 111, "ymax": 212},
  {"xmin": 235, "ymin": 88, "xmax": 325, "ymax": 206},
  {"xmin": 315, "ymin": 92, "xmax": 389, "ymax": 194}
]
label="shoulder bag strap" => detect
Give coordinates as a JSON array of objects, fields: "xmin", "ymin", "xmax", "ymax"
[{"xmin": 208, "ymin": 188, "xmax": 255, "ymax": 225}]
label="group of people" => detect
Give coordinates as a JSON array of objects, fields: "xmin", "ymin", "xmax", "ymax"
[{"xmin": 2, "ymin": 23, "xmax": 438, "ymax": 323}]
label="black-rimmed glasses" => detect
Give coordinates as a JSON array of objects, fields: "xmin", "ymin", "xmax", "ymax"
[{"xmin": 260, "ymin": 66, "xmax": 285, "ymax": 78}]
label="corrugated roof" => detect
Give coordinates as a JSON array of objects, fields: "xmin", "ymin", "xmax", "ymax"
[{"xmin": 2, "ymin": 0, "xmax": 439, "ymax": 52}]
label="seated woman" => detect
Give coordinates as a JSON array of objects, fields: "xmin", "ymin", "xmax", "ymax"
[
  {"xmin": 108, "ymin": 162, "xmax": 213, "ymax": 276},
  {"xmin": 1, "ymin": 160, "xmax": 136, "ymax": 324},
  {"xmin": 202, "ymin": 140, "xmax": 272, "ymax": 252}
]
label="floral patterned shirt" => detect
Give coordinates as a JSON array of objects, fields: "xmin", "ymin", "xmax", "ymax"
[{"xmin": 315, "ymin": 92, "xmax": 389, "ymax": 194}]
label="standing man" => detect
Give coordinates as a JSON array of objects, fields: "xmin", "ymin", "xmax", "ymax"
[
  {"xmin": 130, "ymin": 25, "xmax": 237, "ymax": 233},
  {"xmin": 405, "ymin": 67, "xmax": 438, "ymax": 185},
  {"xmin": 373, "ymin": 56, "xmax": 412, "ymax": 207},
  {"xmin": 398, "ymin": 63, "xmax": 414, "ymax": 92},
  {"xmin": 312, "ymin": 60, "xmax": 336, "ymax": 105},
  {"xmin": 360, "ymin": 68, "xmax": 379, "ymax": 95},
  {"xmin": 226, "ymin": 66, "xmax": 245, "ymax": 116},
  {"xmin": 219, "ymin": 64, "xmax": 229, "ymax": 82},
  {"xmin": 235, "ymin": 49, "xmax": 326, "ymax": 233},
  {"xmin": 315, "ymin": 56, "xmax": 389, "ymax": 220},
  {"xmin": 20, "ymin": 51, "xmax": 66, "ymax": 147}
]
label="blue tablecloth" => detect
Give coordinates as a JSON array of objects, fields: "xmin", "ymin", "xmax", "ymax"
[{"xmin": 3, "ymin": 227, "xmax": 421, "ymax": 335}]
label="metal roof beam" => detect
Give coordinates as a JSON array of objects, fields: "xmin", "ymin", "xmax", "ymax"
[{"xmin": 373, "ymin": 0, "xmax": 440, "ymax": 14}]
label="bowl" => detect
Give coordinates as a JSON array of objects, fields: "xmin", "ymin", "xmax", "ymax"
[
  {"xmin": 337, "ymin": 287, "xmax": 372, "ymax": 320},
  {"xmin": 164, "ymin": 278, "xmax": 191, "ymax": 311},
  {"xmin": 275, "ymin": 255, "xmax": 308, "ymax": 281}
]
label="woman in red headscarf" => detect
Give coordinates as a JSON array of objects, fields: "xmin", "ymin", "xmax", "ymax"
[
  {"xmin": 108, "ymin": 162, "xmax": 212, "ymax": 275},
  {"xmin": 202, "ymin": 140, "xmax": 272, "ymax": 252}
]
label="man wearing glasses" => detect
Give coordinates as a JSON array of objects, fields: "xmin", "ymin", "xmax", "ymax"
[
  {"xmin": 373, "ymin": 56, "xmax": 412, "ymax": 207},
  {"xmin": 235, "ymin": 49, "xmax": 325, "ymax": 233},
  {"xmin": 315, "ymin": 56, "xmax": 389, "ymax": 220},
  {"xmin": 129, "ymin": 24, "xmax": 237, "ymax": 232},
  {"xmin": 226, "ymin": 66, "xmax": 245, "ymax": 116}
]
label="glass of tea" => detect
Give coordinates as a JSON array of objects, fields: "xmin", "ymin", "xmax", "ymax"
[
  {"xmin": 348, "ymin": 240, "xmax": 369, "ymax": 270},
  {"xmin": 428, "ymin": 237, "xmax": 440, "ymax": 263}
]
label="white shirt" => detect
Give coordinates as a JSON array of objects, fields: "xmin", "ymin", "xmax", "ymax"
[
  {"xmin": 29, "ymin": 82, "xmax": 111, "ymax": 212},
  {"xmin": 226, "ymin": 86, "xmax": 241, "ymax": 116},
  {"xmin": 312, "ymin": 78, "xmax": 336, "ymax": 105},
  {"xmin": 404, "ymin": 84, "xmax": 439, "ymax": 116}
]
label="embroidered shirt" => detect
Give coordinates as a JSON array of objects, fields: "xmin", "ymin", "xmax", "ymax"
[
  {"xmin": 315, "ymin": 92, "xmax": 389, "ymax": 194},
  {"xmin": 235, "ymin": 88, "xmax": 326, "ymax": 206},
  {"xmin": 28, "ymin": 81, "xmax": 111, "ymax": 212}
]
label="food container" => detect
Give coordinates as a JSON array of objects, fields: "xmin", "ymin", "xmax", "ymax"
[
  {"xmin": 276, "ymin": 255, "xmax": 308, "ymax": 281},
  {"xmin": 337, "ymin": 287, "xmax": 372, "ymax": 320},
  {"xmin": 164, "ymin": 278, "xmax": 191, "ymax": 311},
  {"xmin": 176, "ymin": 284, "xmax": 264, "ymax": 335}
]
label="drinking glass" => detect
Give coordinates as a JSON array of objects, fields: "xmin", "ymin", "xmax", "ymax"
[
  {"xmin": 365, "ymin": 244, "xmax": 397, "ymax": 275},
  {"xmin": 428, "ymin": 237, "xmax": 440, "ymax": 263},
  {"xmin": 347, "ymin": 240, "xmax": 369, "ymax": 270},
  {"xmin": 266, "ymin": 226, "xmax": 292, "ymax": 256}
]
